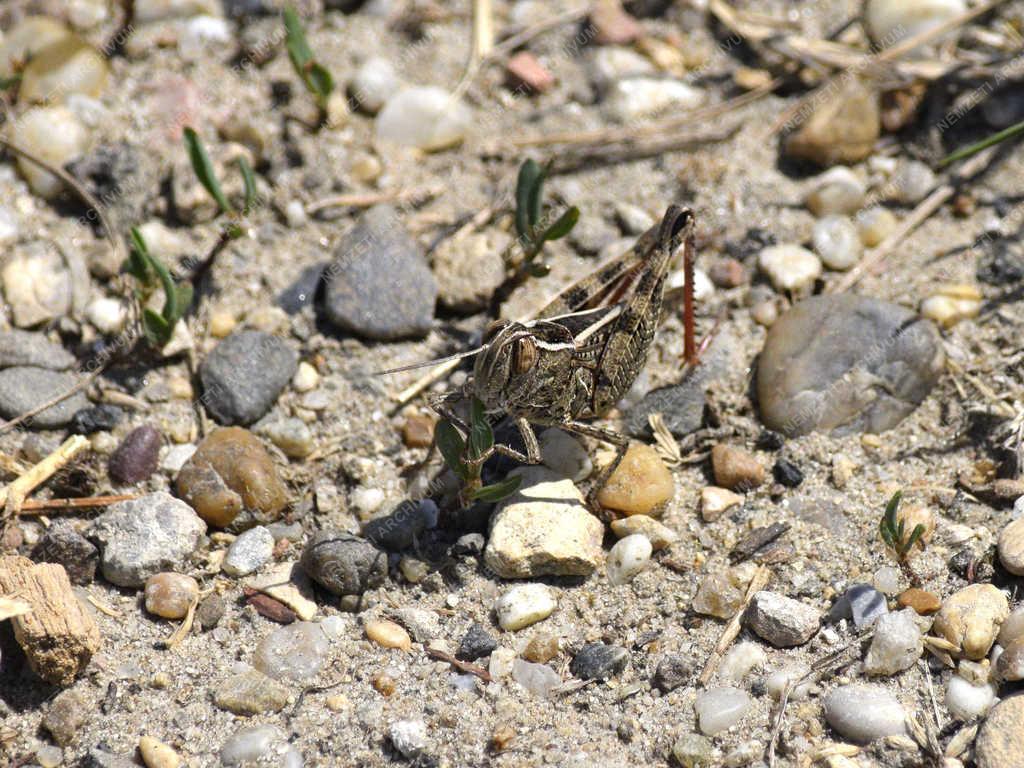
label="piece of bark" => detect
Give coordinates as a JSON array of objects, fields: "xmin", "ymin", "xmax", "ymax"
[{"xmin": 0, "ymin": 555, "xmax": 101, "ymax": 685}]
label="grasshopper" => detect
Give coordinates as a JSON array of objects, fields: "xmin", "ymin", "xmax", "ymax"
[{"xmin": 422, "ymin": 204, "xmax": 697, "ymax": 510}]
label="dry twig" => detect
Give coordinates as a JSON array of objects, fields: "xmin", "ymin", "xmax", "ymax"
[
  {"xmin": 0, "ymin": 436, "xmax": 90, "ymax": 518},
  {"xmin": 699, "ymin": 565, "xmax": 770, "ymax": 685}
]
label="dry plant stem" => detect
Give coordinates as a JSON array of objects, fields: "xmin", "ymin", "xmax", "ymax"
[
  {"xmin": 87, "ymin": 594, "xmax": 122, "ymax": 618},
  {"xmin": 0, "ymin": 366, "xmax": 106, "ymax": 436},
  {"xmin": 18, "ymin": 494, "xmax": 138, "ymax": 514},
  {"xmin": 306, "ymin": 184, "xmax": 444, "ymax": 215},
  {"xmin": 699, "ymin": 565, "xmax": 770, "ymax": 685},
  {"xmin": 158, "ymin": 596, "xmax": 198, "ymax": 650},
  {"xmin": 425, "ymin": 647, "xmax": 493, "ymax": 682},
  {"xmin": 0, "ymin": 435, "xmax": 90, "ymax": 518},
  {"xmin": 471, "ymin": 0, "xmax": 494, "ymax": 66}
]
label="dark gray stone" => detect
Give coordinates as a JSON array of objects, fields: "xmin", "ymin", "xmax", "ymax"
[
  {"xmin": 31, "ymin": 520, "xmax": 98, "ymax": 585},
  {"xmin": 458, "ymin": 623, "xmax": 498, "ymax": 661},
  {"xmin": 70, "ymin": 404, "xmax": 124, "ymax": 435},
  {"xmin": 0, "ymin": 367, "xmax": 89, "ymax": 428},
  {"xmin": 108, "ymin": 425, "xmax": 162, "ymax": 484},
  {"xmin": 828, "ymin": 584, "xmax": 888, "ymax": 629},
  {"xmin": 625, "ymin": 381, "xmax": 704, "ymax": 439},
  {"xmin": 200, "ymin": 331, "xmax": 298, "ymax": 425},
  {"xmin": 757, "ymin": 294, "xmax": 944, "ymax": 436},
  {"xmin": 362, "ymin": 500, "xmax": 437, "ymax": 551},
  {"xmin": 0, "ymin": 330, "xmax": 74, "ymax": 370},
  {"xmin": 321, "ymin": 204, "xmax": 436, "ymax": 340},
  {"xmin": 570, "ymin": 643, "xmax": 629, "ymax": 680},
  {"xmin": 653, "ymin": 653, "xmax": 694, "ymax": 692},
  {"xmin": 277, "ymin": 263, "xmax": 326, "ymax": 314},
  {"xmin": 300, "ymin": 530, "xmax": 387, "ymax": 596}
]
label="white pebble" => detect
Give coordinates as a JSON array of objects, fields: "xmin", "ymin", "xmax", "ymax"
[
  {"xmin": 865, "ymin": 0, "xmax": 967, "ymax": 55},
  {"xmin": 605, "ymin": 78, "xmax": 705, "ymax": 122},
  {"xmin": 178, "ymin": 15, "xmax": 231, "ymax": 60},
  {"xmin": 758, "ymin": 245, "xmax": 822, "ymax": 293},
  {"xmin": 539, "ymin": 428, "xmax": 592, "ymax": 482},
  {"xmin": 694, "ymin": 687, "xmax": 752, "ymax": 735},
  {"xmin": 222, "ymin": 526, "xmax": 274, "ymax": 577},
  {"xmin": 292, "ymin": 361, "xmax": 319, "ymax": 393},
  {"xmin": 86, "ymin": 296, "xmax": 128, "ymax": 334},
  {"xmin": 161, "ymin": 444, "xmax": 196, "ymax": 473},
  {"xmin": 805, "ymin": 166, "xmax": 866, "ymax": 217},
  {"xmin": 813, "ymin": 216, "xmax": 862, "ymax": 271},
  {"xmin": 873, "ymin": 566, "xmax": 902, "ymax": 596},
  {"xmin": 864, "ymin": 608, "xmax": 923, "ymax": 676},
  {"xmin": 351, "ymin": 486, "xmax": 386, "ymax": 516},
  {"xmin": 494, "ymin": 583, "xmax": 556, "ymax": 630},
  {"xmin": 388, "ymin": 719, "xmax": 427, "ymax": 758},
  {"xmin": 719, "ymin": 641, "xmax": 766, "ymax": 682},
  {"xmin": 352, "ymin": 57, "xmax": 402, "ymax": 114},
  {"xmin": 488, "ymin": 647, "xmax": 516, "ymax": 679},
  {"xmin": 855, "ymin": 207, "xmax": 898, "ymax": 247},
  {"xmin": 606, "ymin": 534, "xmax": 652, "ymax": 586},
  {"xmin": 12, "ymin": 106, "xmax": 90, "ymax": 199},
  {"xmin": 512, "ymin": 657, "xmax": 561, "ymax": 697},
  {"xmin": 375, "ymin": 87, "xmax": 472, "ymax": 151},
  {"xmin": 765, "ymin": 666, "xmax": 812, "ymax": 701},
  {"xmin": 284, "ymin": 200, "xmax": 307, "ymax": 229},
  {"xmin": 823, "ymin": 684, "xmax": 907, "ymax": 743},
  {"xmin": 945, "ymin": 675, "xmax": 997, "ymax": 721},
  {"xmin": 890, "ymin": 160, "xmax": 937, "ymax": 204},
  {"xmin": 0, "ymin": 206, "xmax": 19, "ymax": 245}
]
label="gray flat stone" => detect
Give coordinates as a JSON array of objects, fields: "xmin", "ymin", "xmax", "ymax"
[
  {"xmin": 0, "ymin": 329, "xmax": 74, "ymax": 369},
  {"xmin": 199, "ymin": 331, "xmax": 298, "ymax": 425},
  {"xmin": 0, "ymin": 367, "xmax": 89, "ymax": 428}
]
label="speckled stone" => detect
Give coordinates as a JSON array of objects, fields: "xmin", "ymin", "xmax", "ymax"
[
  {"xmin": 0, "ymin": 367, "xmax": 89, "ymax": 428},
  {"xmin": 570, "ymin": 643, "xmax": 628, "ymax": 680},
  {"xmin": 745, "ymin": 591, "xmax": 820, "ymax": 647},
  {"xmin": 933, "ymin": 583, "xmax": 1009, "ymax": 660},
  {"xmin": 300, "ymin": 530, "xmax": 387, "ymax": 596},
  {"xmin": 975, "ymin": 694, "xmax": 1024, "ymax": 768},
  {"xmin": 31, "ymin": 520, "xmax": 97, "ymax": 585},
  {"xmin": 199, "ymin": 331, "xmax": 298, "ymax": 425},
  {"xmin": 214, "ymin": 669, "xmax": 290, "ymax": 715}
]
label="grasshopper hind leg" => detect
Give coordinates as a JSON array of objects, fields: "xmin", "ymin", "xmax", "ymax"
[{"xmin": 559, "ymin": 421, "xmax": 631, "ymax": 516}]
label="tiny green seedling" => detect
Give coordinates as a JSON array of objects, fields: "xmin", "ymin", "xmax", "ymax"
[
  {"xmin": 435, "ymin": 398, "xmax": 522, "ymax": 507},
  {"xmin": 878, "ymin": 491, "xmax": 925, "ymax": 583},
  {"xmin": 514, "ymin": 158, "xmax": 579, "ymax": 276},
  {"xmin": 284, "ymin": 6, "xmax": 334, "ymax": 119},
  {"xmin": 125, "ymin": 228, "xmax": 194, "ymax": 348},
  {"xmin": 182, "ymin": 127, "xmax": 257, "ymax": 237}
]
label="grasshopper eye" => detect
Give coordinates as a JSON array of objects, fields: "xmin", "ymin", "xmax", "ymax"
[
  {"xmin": 512, "ymin": 336, "xmax": 537, "ymax": 375},
  {"xmin": 483, "ymin": 319, "xmax": 510, "ymax": 343}
]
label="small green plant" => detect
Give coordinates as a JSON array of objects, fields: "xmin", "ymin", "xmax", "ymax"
[
  {"xmin": 125, "ymin": 228, "xmax": 194, "ymax": 347},
  {"xmin": 878, "ymin": 491, "xmax": 925, "ymax": 584},
  {"xmin": 182, "ymin": 127, "xmax": 258, "ymax": 237},
  {"xmin": 435, "ymin": 398, "xmax": 522, "ymax": 507},
  {"xmin": 284, "ymin": 6, "xmax": 334, "ymax": 119},
  {"xmin": 940, "ymin": 119, "xmax": 1024, "ymax": 166},
  {"xmin": 514, "ymin": 158, "xmax": 579, "ymax": 276}
]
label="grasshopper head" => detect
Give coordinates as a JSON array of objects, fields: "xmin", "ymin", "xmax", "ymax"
[{"xmin": 473, "ymin": 319, "xmax": 575, "ymax": 413}]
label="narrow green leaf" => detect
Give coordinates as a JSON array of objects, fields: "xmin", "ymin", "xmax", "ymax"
[
  {"xmin": 541, "ymin": 206, "xmax": 579, "ymax": 242},
  {"xmin": 142, "ymin": 309, "xmax": 170, "ymax": 346},
  {"xmin": 905, "ymin": 524, "xmax": 926, "ymax": 552},
  {"xmin": 236, "ymin": 156, "xmax": 258, "ymax": 214},
  {"xmin": 307, "ymin": 62, "xmax": 334, "ymax": 103},
  {"xmin": 467, "ymin": 398, "xmax": 493, "ymax": 462},
  {"xmin": 472, "ymin": 475, "xmax": 522, "ymax": 502},
  {"xmin": 284, "ymin": 6, "xmax": 314, "ymax": 71},
  {"xmin": 884, "ymin": 491, "xmax": 901, "ymax": 528},
  {"xmin": 940, "ymin": 119, "xmax": 1024, "ymax": 167},
  {"xmin": 130, "ymin": 226, "xmax": 150, "ymax": 259},
  {"xmin": 879, "ymin": 520, "xmax": 895, "ymax": 549},
  {"xmin": 173, "ymin": 283, "xmax": 194, "ymax": 321},
  {"xmin": 183, "ymin": 127, "xmax": 233, "ymax": 214},
  {"xmin": 526, "ymin": 166, "xmax": 546, "ymax": 228},
  {"xmin": 148, "ymin": 253, "xmax": 180, "ymax": 323},
  {"xmin": 0, "ymin": 74, "xmax": 21, "ymax": 90},
  {"xmin": 515, "ymin": 159, "xmax": 542, "ymax": 240},
  {"xmin": 435, "ymin": 420, "xmax": 467, "ymax": 479}
]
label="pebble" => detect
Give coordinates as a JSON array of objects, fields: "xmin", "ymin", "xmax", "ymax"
[
  {"xmin": 11, "ymin": 106, "xmax": 90, "ymax": 199},
  {"xmin": 375, "ymin": 86, "xmax": 471, "ymax": 151},
  {"xmin": 784, "ymin": 79, "xmax": 879, "ymax": 166},
  {"xmin": 108, "ymin": 425, "xmax": 162, "ymax": 484},
  {"xmin": 214, "ymin": 669, "xmax": 291, "ymax": 715},
  {"xmin": 86, "ymin": 297, "xmax": 128, "ymax": 334},
  {"xmin": 300, "ymin": 530, "xmax": 387, "ymax": 596},
  {"xmin": 199, "ymin": 331, "xmax": 298, "ymax": 425},
  {"xmin": 920, "ymin": 284, "xmax": 983, "ymax": 329},
  {"xmin": 588, "ymin": 47, "xmax": 654, "ymax": 87},
  {"xmin": 0, "ymin": 367, "xmax": 88, "ymax": 428},
  {"xmin": 653, "ymin": 654, "xmax": 694, "ymax": 692},
  {"xmin": 890, "ymin": 160, "xmax": 937, "ymax": 204},
  {"xmin": 260, "ymin": 418, "xmax": 314, "ymax": 459},
  {"xmin": 495, "ymin": 584, "xmax": 556, "ymax": 631},
  {"xmin": 897, "ymin": 588, "xmax": 941, "ymax": 615},
  {"xmin": 946, "ymin": 675, "xmax": 997, "ymax": 721},
  {"xmin": 700, "ymin": 486, "xmax": 743, "ymax": 522},
  {"xmin": 606, "ymin": 534, "xmax": 653, "ymax": 586},
  {"xmin": 590, "ymin": 0, "xmax": 642, "ymax": 44},
  {"xmin": 144, "ymin": 572, "xmax": 199, "ymax": 619},
  {"xmin": 864, "ymin": 608, "xmax": 922, "ymax": 676},
  {"xmin": 615, "ymin": 203, "xmax": 655, "ymax": 235},
  {"xmin": 745, "ymin": 591, "xmax": 821, "ymax": 647},
  {"xmin": 160, "ymin": 444, "xmax": 196, "ymax": 474},
  {"xmin": 758, "ymin": 244, "xmax": 822, "ymax": 293},
  {"xmin": 772, "ymin": 458, "xmax": 804, "ymax": 487},
  {"xmin": 933, "ymin": 583, "xmax": 1009, "ymax": 660},
  {"xmin": 139, "ymin": 736, "xmax": 181, "ymax": 768},
  {"xmin": 757, "ymin": 294, "xmax": 944, "ymax": 436},
  {"xmin": 0, "ymin": 17, "xmax": 70, "ymax": 79},
  {"xmin": 523, "ymin": 633, "xmax": 559, "ymax": 663},
  {"xmin": 812, "ymin": 216, "xmax": 862, "ymax": 271},
  {"xmin": 671, "ymin": 734, "xmax": 714, "ymax": 768},
  {"xmin": 609, "ymin": 515, "xmax": 678, "ymax": 550},
  {"xmin": 855, "ymin": 207, "xmax": 898, "ymax": 247},
  {"xmin": 823, "ymin": 684, "xmax": 907, "ymax": 743},
  {"xmin": 351, "ymin": 57, "xmax": 401, "ymax": 114},
  {"xmin": 401, "ymin": 413, "xmax": 434, "ymax": 448},
  {"xmin": 694, "ymin": 687, "xmax": 752, "ymax": 736},
  {"xmin": 43, "ymin": 688, "xmax": 90, "ymax": 746},
  {"xmin": 291, "ymin": 362, "xmax": 319, "ymax": 393},
  {"xmin": 719, "ymin": 641, "xmax": 766, "ymax": 682},
  {"xmin": 865, "ymin": 0, "xmax": 967, "ymax": 54},
  {"xmin": 484, "ymin": 467, "xmax": 603, "ymax": 578},
  {"xmin": 765, "ymin": 666, "xmax": 812, "ymax": 701},
  {"xmin": 20, "ymin": 33, "xmax": 108, "ymax": 103},
  {"xmin": 389, "ymin": 719, "xmax": 427, "ymax": 759},
  {"xmin": 175, "ymin": 427, "xmax": 289, "ymax": 528},
  {"xmin": 196, "ymin": 593, "xmax": 226, "ymax": 630},
  {"xmin": 322, "ymin": 205, "xmax": 437, "ymax": 340},
  {"xmin": 693, "ymin": 572, "xmax": 743, "ymax": 619},
  {"xmin": 539, "ymin": 428, "xmax": 593, "ymax": 482},
  {"xmin": 595, "ymin": 443, "xmax": 675, "ymax": 515},
  {"xmin": 605, "ymin": 77, "xmax": 705, "ymax": 121},
  {"xmin": 363, "ymin": 499, "xmax": 437, "ymax": 550},
  {"xmin": 245, "ymin": 562, "xmax": 317, "ymax": 622},
  {"xmin": 89, "ymin": 492, "xmax": 206, "ymax": 587},
  {"xmin": 0, "ymin": 330, "xmax": 75, "ymax": 370},
  {"xmin": 805, "ymin": 167, "xmax": 866, "ymax": 217},
  {"xmin": 458, "ymin": 623, "xmax": 497, "ymax": 661},
  {"xmin": 36, "ymin": 745, "xmax": 64, "ymax": 768},
  {"xmin": 31, "ymin": 520, "xmax": 98, "ymax": 585},
  {"xmin": 570, "ymin": 642, "xmax": 628, "ymax": 680},
  {"xmin": 512, "ymin": 658, "xmax": 561, "ymax": 698},
  {"xmin": 975, "ymin": 694, "xmax": 1024, "ymax": 768},
  {"xmin": 506, "ymin": 50, "xmax": 554, "ymax": 94},
  {"xmin": 253, "ymin": 622, "xmax": 329, "ymax": 682},
  {"xmin": 711, "ymin": 445, "xmax": 765, "ymax": 492},
  {"xmin": 999, "ymin": 605, "xmax": 1024, "ymax": 646},
  {"xmin": 828, "ymin": 584, "xmax": 888, "ymax": 629},
  {"xmin": 750, "ymin": 299, "xmax": 779, "ymax": 327},
  {"xmin": 365, "ymin": 618, "xmax": 412, "ymax": 651},
  {"xmin": 220, "ymin": 724, "xmax": 302, "ymax": 767},
  {"xmin": 708, "ymin": 258, "xmax": 748, "ymax": 288},
  {"xmin": 873, "ymin": 565, "xmax": 900, "ymax": 595},
  {"xmin": 624, "ymin": 378, "xmax": 705, "ymax": 440},
  {"xmin": 223, "ymin": 526, "xmax": 274, "ymax": 577}
]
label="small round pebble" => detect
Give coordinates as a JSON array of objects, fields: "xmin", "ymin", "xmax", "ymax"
[
  {"xmin": 365, "ymin": 618, "xmax": 412, "ymax": 651},
  {"xmin": 999, "ymin": 517, "xmax": 1024, "ymax": 575},
  {"xmin": 933, "ymin": 583, "xmax": 1009, "ymax": 660},
  {"xmin": 719, "ymin": 641, "xmax": 766, "ymax": 682},
  {"xmin": 139, "ymin": 736, "xmax": 182, "ymax": 768},
  {"xmin": 700, "ymin": 486, "xmax": 743, "ymax": 522},
  {"xmin": 946, "ymin": 675, "xmax": 997, "ymax": 721},
  {"xmin": 863, "ymin": 608, "xmax": 922, "ymax": 676},
  {"xmin": 458, "ymin": 623, "xmax": 498, "ymax": 661},
  {"xmin": 292, "ymin": 361, "xmax": 319, "ymax": 393},
  {"xmin": 694, "ymin": 687, "xmax": 752, "ymax": 735},
  {"xmin": 196, "ymin": 593, "xmax": 226, "ymax": 631},
  {"xmin": 252, "ymin": 621, "xmax": 329, "ymax": 682},
  {"xmin": 609, "ymin": 515, "xmax": 678, "ymax": 551},
  {"xmin": 765, "ymin": 666, "xmax": 812, "ymax": 701},
  {"xmin": 897, "ymin": 587, "xmax": 941, "ymax": 615},
  {"xmin": 812, "ymin": 215, "xmax": 862, "ymax": 271},
  {"xmin": 711, "ymin": 445, "xmax": 765, "ymax": 491},
  {"xmin": 595, "ymin": 443, "xmax": 674, "ymax": 515},
  {"xmin": 997, "ymin": 637, "xmax": 1024, "ymax": 681},
  {"xmin": 999, "ymin": 605, "xmax": 1024, "ymax": 646},
  {"xmin": 220, "ymin": 725, "xmax": 302, "ymax": 767},
  {"xmin": 890, "ymin": 160, "xmax": 936, "ymax": 204},
  {"xmin": 494, "ymin": 584, "xmax": 556, "ymax": 631},
  {"xmin": 855, "ymin": 207, "xmax": 897, "ymax": 247},
  {"xmin": 223, "ymin": 526, "xmax": 274, "ymax": 577},
  {"xmin": 389, "ymin": 719, "xmax": 427, "ymax": 759},
  {"xmin": 300, "ymin": 530, "xmax": 387, "ymax": 596},
  {"xmin": 523, "ymin": 633, "xmax": 560, "ymax": 664},
  {"xmin": 144, "ymin": 572, "xmax": 199, "ymax": 620},
  {"xmin": 823, "ymin": 684, "xmax": 907, "ymax": 743},
  {"xmin": 805, "ymin": 167, "xmax": 866, "ymax": 217},
  {"xmin": 745, "ymin": 591, "xmax": 821, "ymax": 647},
  {"xmin": 570, "ymin": 643, "xmax": 628, "ymax": 680},
  {"xmin": 758, "ymin": 244, "xmax": 822, "ymax": 293},
  {"xmin": 653, "ymin": 654, "xmax": 694, "ymax": 693},
  {"xmin": 109, "ymin": 425, "xmax": 162, "ymax": 484},
  {"xmin": 606, "ymin": 534, "xmax": 652, "ymax": 586},
  {"xmin": 921, "ymin": 284, "xmax": 983, "ymax": 329}
]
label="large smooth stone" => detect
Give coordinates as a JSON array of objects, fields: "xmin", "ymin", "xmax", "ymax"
[{"xmin": 757, "ymin": 294, "xmax": 944, "ymax": 436}]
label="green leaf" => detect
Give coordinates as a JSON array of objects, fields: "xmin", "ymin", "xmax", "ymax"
[
  {"xmin": 142, "ymin": 308, "xmax": 171, "ymax": 346},
  {"xmin": 879, "ymin": 519, "xmax": 895, "ymax": 549},
  {"xmin": 884, "ymin": 491, "xmax": 902, "ymax": 529},
  {"xmin": 467, "ymin": 398, "xmax": 493, "ymax": 462},
  {"xmin": 173, "ymin": 283, "xmax": 194, "ymax": 321},
  {"xmin": 541, "ymin": 206, "xmax": 579, "ymax": 242},
  {"xmin": 904, "ymin": 523, "xmax": 926, "ymax": 552},
  {"xmin": 526, "ymin": 165, "xmax": 546, "ymax": 228},
  {"xmin": 183, "ymin": 127, "xmax": 233, "ymax": 214},
  {"xmin": 306, "ymin": 62, "xmax": 334, "ymax": 104},
  {"xmin": 237, "ymin": 156, "xmax": 258, "ymax": 214},
  {"xmin": 284, "ymin": 6, "xmax": 314, "ymax": 71},
  {"xmin": 515, "ymin": 159, "xmax": 543, "ymax": 240},
  {"xmin": 472, "ymin": 475, "xmax": 522, "ymax": 502},
  {"xmin": 940, "ymin": 119, "xmax": 1024, "ymax": 167},
  {"xmin": 435, "ymin": 420, "xmax": 467, "ymax": 479}
]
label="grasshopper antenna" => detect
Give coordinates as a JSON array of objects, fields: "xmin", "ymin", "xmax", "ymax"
[{"xmin": 373, "ymin": 347, "xmax": 484, "ymax": 376}]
